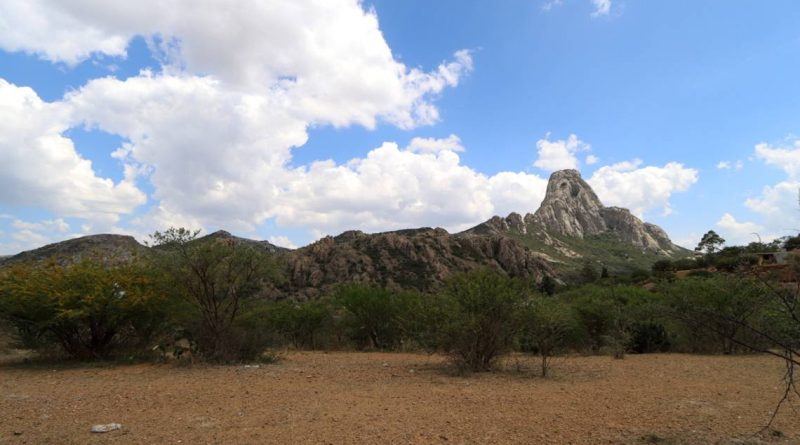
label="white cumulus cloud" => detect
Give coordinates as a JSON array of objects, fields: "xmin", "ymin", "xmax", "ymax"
[
  {"xmin": 716, "ymin": 213, "xmax": 766, "ymax": 246},
  {"xmin": 754, "ymin": 140, "xmax": 800, "ymax": 179},
  {"xmin": 0, "ymin": 0, "xmax": 474, "ymax": 243},
  {"xmin": 2, "ymin": 218, "xmax": 81, "ymax": 255},
  {"xmin": 0, "ymin": 0, "xmax": 472, "ymax": 130},
  {"xmin": 587, "ymin": 159, "xmax": 699, "ymax": 218},
  {"xmin": 692, "ymin": 136, "xmax": 800, "ymax": 248},
  {"xmin": 268, "ymin": 236, "xmax": 298, "ymax": 250},
  {"xmin": 407, "ymin": 134, "xmax": 464, "ymax": 154},
  {"xmin": 273, "ymin": 142, "xmax": 548, "ymax": 235},
  {"xmin": 0, "ymin": 79, "xmax": 146, "ymax": 225},
  {"xmin": 533, "ymin": 134, "xmax": 591, "ymax": 172}
]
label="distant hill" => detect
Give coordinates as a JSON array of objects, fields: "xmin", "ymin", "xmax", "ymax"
[
  {"xmin": 0, "ymin": 234, "xmax": 149, "ymax": 267},
  {"xmin": 193, "ymin": 230, "xmax": 289, "ymax": 254}
]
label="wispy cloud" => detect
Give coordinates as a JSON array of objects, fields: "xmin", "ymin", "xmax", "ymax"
[{"xmin": 590, "ymin": 0, "xmax": 612, "ymax": 17}]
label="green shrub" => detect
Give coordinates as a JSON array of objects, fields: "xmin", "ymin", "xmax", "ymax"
[
  {"xmin": 628, "ymin": 322, "xmax": 671, "ymax": 353},
  {"xmin": 686, "ymin": 269, "xmax": 712, "ymax": 278},
  {"xmin": 651, "ymin": 259, "xmax": 674, "ymax": 272},
  {"xmin": 334, "ymin": 284, "xmax": 418, "ymax": 350},
  {"xmin": 434, "ymin": 269, "xmax": 527, "ymax": 372},
  {"xmin": 0, "ymin": 259, "xmax": 169, "ymax": 359},
  {"xmin": 660, "ymin": 275, "xmax": 771, "ymax": 354},
  {"xmin": 563, "ymin": 284, "xmax": 661, "ymax": 356},
  {"xmin": 232, "ymin": 301, "xmax": 283, "ymax": 361},
  {"xmin": 537, "ymin": 275, "xmax": 557, "ymax": 296},
  {"xmin": 148, "ymin": 227, "xmax": 285, "ymax": 362},
  {"xmin": 672, "ymin": 258, "xmax": 701, "ymax": 271},
  {"xmin": 651, "ymin": 260, "xmax": 675, "ymax": 280},
  {"xmin": 518, "ymin": 297, "xmax": 576, "ymax": 376},
  {"xmin": 267, "ymin": 299, "xmax": 333, "ymax": 349}
]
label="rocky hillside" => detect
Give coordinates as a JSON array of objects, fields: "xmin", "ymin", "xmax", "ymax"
[
  {"xmin": 193, "ymin": 230, "xmax": 288, "ymax": 254},
  {"xmin": 0, "ymin": 228, "xmax": 553, "ymax": 299},
  {"xmin": 0, "ymin": 234, "xmax": 149, "ymax": 267},
  {"xmin": 284, "ymin": 228, "xmax": 553, "ymax": 299},
  {"xmin": 465, "ymin": 169, "xmax": 690, "ymax": 275}
]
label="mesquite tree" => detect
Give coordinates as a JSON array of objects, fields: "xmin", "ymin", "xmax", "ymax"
[{"xmin": 149, "ymin": 228, "xmax": 282, "ymax": 361}]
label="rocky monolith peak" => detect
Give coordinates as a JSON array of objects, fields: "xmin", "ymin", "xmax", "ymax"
[
  {"xmin": 467, "ymin": 169, "xmax": 683, "ymax": 256},
  {"xmin": 532, "ymin": 169, "xmax": 679, "ymax": 254},
  {"xmin": 531, "ymin": 169, "xmax": 607, "ymax": 238}
]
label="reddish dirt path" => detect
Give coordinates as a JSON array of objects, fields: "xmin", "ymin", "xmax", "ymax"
[{"xmin": 1, "ymin": 352, "xmax": 797, "ymax": 444}]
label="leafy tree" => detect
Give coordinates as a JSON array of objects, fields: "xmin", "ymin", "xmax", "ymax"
[
  {"xmin": 267, "ymin": 299, "xmax": 332, "ymax": 349},
  {"xmin": 628, "ymin": 322, "xmax": 671, "ymax": 354},
  {"xmin": 519, "ymin": 297, "xmax": 576, "ymax": 377},
  {"xmin": 563, "ymin": 284, "xmax": 657, "ymax": 357},
  {"xmin": 672, "ymin": 258, "xmax": 702, "ymax": 271},
  {"xmin": 651, "ymin": 259, "xmax": 675, "ymax": 280},
  {"xmin": 571, "ymin": 291, "xmax": 618, "ymax": 354},
  {"xmin": 149, "ymin": 228, "xmax": 283, "ymax": 362},
  {"xmin": 783, "ymin": 235, "xmax": 800, "ymax": 251},
  {"xmin": 695, "ymin": 230, "xmax": 725, "ymax": 254},
  {"xmin": 334, "ymin": 284, "xmax": 418, "ymax": 350},
  {"xmin": 628, "ymin": 268, "xmax": 651, "ymax": 283},
  {"xmin": 435, "ymin": 269, "xmax": 527, "ymax": 372},
  {"xmin": 0, "ymin": 258, "xmax": 166, "ymax": 359},
  {"xmin": 660, "ymin": 275, "xmax": 770, "ymax": 354}
]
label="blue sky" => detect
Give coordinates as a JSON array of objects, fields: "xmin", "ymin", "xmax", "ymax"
[{"xmin": 1, "ymin": 0, "xmax": 799, "ymax": 254}]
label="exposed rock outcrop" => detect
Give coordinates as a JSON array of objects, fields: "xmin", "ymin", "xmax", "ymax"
[
  {"xmin": 531, "ymin": 169, "xmax": 607, "ymax": 238},
  {"xmin": 283, "ymin": 228, "xmax": 553, "ymax": 299}
]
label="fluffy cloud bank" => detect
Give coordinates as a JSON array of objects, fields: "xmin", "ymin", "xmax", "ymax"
[
  {"xmin": 533, "ymin": 134, "xmax": 591, "ymax": 172},
  {"xmin": 714, "ymin": 138, "xmax": 800, "ymax": 245},
  {"xmin": 0, "ymin": 0, "xmax": 472, "ymax": 130},
  {"xmin": 0, "ymin": 0, "xmax": 693, "ymax": 252},
  {"xmin": 0, "ymin": 0, "xmax": 474, "ymax": 237},
  {"xmin": 587, "ymin": 160, "xmax": 698, "ymax": 218},
  {"xmin": 0, "ymin": 79, "xmax": 145, "ymax": 224},
  {"xmin": 274, "ymin": 141, "xmax": 549, "ymax": 235}
]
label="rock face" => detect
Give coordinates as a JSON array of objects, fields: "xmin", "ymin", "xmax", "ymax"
[
  {"xmin": 467, "ymin": 169, "xmax": 683, "ymax": 256},
  {"xmin": 531, "ymin": 169, "xmax": 607, "ymax": 238},
  {"xmin": 283, "ymin": 228, "xmax": 554, "ymax": 299}
]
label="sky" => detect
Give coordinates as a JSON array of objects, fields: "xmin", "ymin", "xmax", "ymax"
[{"xmin": 1, "ymin": 0, "xmax": 799, "ymax": 254}]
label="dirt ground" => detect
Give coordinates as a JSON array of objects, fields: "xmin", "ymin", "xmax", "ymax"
[{"xmin": 0, "ymin": 352, "xmax": 798, "ymax": 445}]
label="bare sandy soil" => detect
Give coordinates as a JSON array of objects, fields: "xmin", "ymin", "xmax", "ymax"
[{"xmin": 0, "ymin": 351, "xmax": 798, "ymax": 444}]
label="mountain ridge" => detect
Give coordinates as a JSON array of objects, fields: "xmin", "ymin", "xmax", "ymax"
[{"xmin": 0, "ymin": 169, "xmax": 690, "ymax": 289}]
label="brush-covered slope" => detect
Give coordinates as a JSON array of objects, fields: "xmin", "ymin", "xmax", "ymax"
[{"xmin": 0, "ymin": 234, "xmax": 149, "ymax": 267}]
